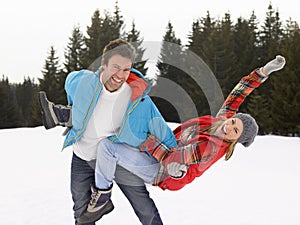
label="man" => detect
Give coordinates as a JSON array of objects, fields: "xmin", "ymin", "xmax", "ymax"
[{"xmin": 39, "ymin": 38, "xmax": 177, "ymax": 225}]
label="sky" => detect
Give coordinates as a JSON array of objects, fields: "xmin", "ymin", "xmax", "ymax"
[
  {"xmin": 0, "ymin": 124, "xmax": 299, "ymax": 224},
  {"xmin": 1, "ymin": 0, "xmax": 299, "ymax": 83}
]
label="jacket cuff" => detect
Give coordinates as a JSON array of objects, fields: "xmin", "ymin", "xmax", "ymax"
[{"xmin": 254, "ymin": 68, "xmax": 269, "ymax": 82}]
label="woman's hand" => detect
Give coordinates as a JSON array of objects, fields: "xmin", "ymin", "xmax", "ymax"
[
  {"xmin": 167, "ymin": 162, "xmax": 188, "ymax": 179},
  {"xmin": 261, "ymin": 55, "xmax": 286, "ymax": 75}
]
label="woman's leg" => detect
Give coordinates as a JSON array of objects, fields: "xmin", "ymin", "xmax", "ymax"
[{"xmin": 95, "ymin": 139, "xmax": 161, "ymax": 189}]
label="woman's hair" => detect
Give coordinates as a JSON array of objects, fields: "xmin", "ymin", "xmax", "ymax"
[
  {"xmin": 201, "ymin": 118, "xmax": 237, "ymax": 161},
  {"xmin": 102, "ymin": 38, "xmax": 136, "ymax": 65}
]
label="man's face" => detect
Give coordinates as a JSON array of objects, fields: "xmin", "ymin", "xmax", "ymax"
[{"xmin": 101, "ymin": 54, "xmax": 132, "ymax": 92}]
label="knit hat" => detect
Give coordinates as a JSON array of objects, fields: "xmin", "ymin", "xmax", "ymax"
[{"xmin": 232, "ymin": 113, "xmax": 259, "ymax": 147}]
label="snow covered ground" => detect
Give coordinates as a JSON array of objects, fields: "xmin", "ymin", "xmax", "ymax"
[{"xmin": 0, "ymin": 125, "xmax": 299, "ymax": 225}]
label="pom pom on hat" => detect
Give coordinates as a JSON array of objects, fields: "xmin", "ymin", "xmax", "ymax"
[{"xmin": 232, "ymin": 113, "xmax": 259, "ymax": 147}]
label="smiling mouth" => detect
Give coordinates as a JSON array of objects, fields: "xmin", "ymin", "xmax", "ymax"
[
  {"xmin": 222, "ymin": 124, "xmax": 227, "ymax": 135},
  {"xmin": 112, "ymin": 75, "xmax": 123, "ymax": 83}
]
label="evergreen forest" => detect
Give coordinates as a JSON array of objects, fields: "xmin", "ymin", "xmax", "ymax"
[{"xmin": 1, "ymin": 2, "xmax": 299, "ymax": 136}]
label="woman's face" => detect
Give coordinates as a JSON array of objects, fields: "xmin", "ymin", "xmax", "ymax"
[{"xmin": 215, "ymin": 118, "xmax": 243, "ymax": 141}]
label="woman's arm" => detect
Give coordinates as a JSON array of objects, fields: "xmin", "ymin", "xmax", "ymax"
[{"xmin": 216, "ymin": 55, "xmax": 286, "ymax": 118}]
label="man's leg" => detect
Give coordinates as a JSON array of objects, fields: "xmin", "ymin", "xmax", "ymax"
[
  {"xmin": 72, "ymin": 139, "xmax": 163, "ymax": 225},
  {"xmin": 94, "ymin": 139, "xmax": 163, "ymax": 225},
  {"xmin": 115, "ymin": 166, "xmax": 163, "ymax": 225},
  {"xmin": 70, "ymin": 152, "xmax": 96, "ymax": 225}
]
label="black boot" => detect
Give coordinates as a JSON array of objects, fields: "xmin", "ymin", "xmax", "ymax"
[
  {"xmin": 77, "ymin": 185, "xmax": 114, "ymax": 224},
  {"xmin": 38, "ymin": 91, "xmax": 72, "ymax": 129}
]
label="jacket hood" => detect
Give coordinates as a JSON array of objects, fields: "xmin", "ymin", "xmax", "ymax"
[{"xmin": 126, "ymin": 68, "xmax": 151, "ymax": 102}]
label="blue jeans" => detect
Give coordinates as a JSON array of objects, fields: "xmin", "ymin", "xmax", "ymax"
[
  {"xmin": 71, "ymin": 153, "xmax": 163, "ymax": 225},
  {"xmin": 95, "ymin": 139, "xmax": 160, "ymax": 189}
]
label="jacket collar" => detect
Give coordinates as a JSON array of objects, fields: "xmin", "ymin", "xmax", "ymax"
[
  {"xmin": 126, "ymin": 68, "xmax": 150, "ymax": 102},
  {"xmin": 97, "ymin": 67, "xmax": 150, "ymax": 103}
]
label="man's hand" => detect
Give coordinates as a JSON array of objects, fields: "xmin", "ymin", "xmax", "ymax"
[
  {"xmin": 262, "ymin": 55, "xmax": 286, "ymax": 75},
  {"xmin": 166, "ymin": 162, "xmax": 188, "ymax": 179}
]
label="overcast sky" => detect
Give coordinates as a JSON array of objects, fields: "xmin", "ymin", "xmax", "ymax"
[{"xmin": 1, "ymin": 0, "xmax": 299, "ymax": 83}]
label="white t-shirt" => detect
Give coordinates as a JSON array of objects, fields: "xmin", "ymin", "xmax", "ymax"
[{"xmin": 73, "ymin": 78, "xmax": 132, "ymax": 161}]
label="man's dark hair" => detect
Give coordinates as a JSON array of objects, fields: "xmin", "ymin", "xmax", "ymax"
[{"xmin": 102, "ymin": 39, "xmax": 136, "ymax": 65}]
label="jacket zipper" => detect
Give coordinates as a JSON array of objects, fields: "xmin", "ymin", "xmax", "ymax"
[
  {"xmin": 110, "ymin": 97, "xmax": 143, "ymax": 142},
  {"xmin": 63, "ymin": 80, "xmax": 102, "ymax": 149}
]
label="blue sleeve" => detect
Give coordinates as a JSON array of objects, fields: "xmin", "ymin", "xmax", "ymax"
[
  {"xmin": 64, "ymin": 70, "xmax": 84, "ymax": 106},
  {"xmin": 147, "ymin": 98, "xmax": 178, "ymax": 148}
]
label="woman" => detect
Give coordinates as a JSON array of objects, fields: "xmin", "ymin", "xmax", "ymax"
[{"xmin": 139, "ymin": 55, "xmax": 286, "ymax": 191}]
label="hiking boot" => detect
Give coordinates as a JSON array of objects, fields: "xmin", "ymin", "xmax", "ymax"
[
  {"xmin": 77, "ymin": 185, "xmax": 114, "ymax": 224},
  {"xmin": 38, "ymin": 91, "xmax": 72, "ymax": 129}
]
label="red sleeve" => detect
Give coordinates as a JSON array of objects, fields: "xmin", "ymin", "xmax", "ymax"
[
  {"xmin": 159, "ymin": 164, "xmax": 202, "ymax": 191},
  {"xmin": 216, "ymin": 69, "xmax": 268, "ymax": 118},
  {"xmin": 159, "ymin": 141, "xmax": 218, "ymax": 191}
]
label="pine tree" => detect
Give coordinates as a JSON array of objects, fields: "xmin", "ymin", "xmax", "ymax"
[
  {"xmin": 233, "ymin": 13, "xmax": 260, "ymax": 76},
  {"xmin": 155, "ymin": 21, "xmax": 205, "ymax": 121},
  {"xmin": 0, "ymin": 77, "xmax": 21, "ymax": 128},
  {"xmin": 187, "ymin": 19, "xmax": 203, "ymax": 58},
  {"xmin": 260, "ymin": 3, "xmax": 284, "ymax": 59},
  {"xmin": 81, "ymin": 9, "xmax": 103, "ymax": 69},
  {"xmin": 258, "ymin": 3, "xmax": 285, "ymax": 132},
  {"xmin": 125, "ymin": 21, "xmax": 148, "ymax": 75},
  {"xmin": 157, "ymin": 21, "xmax": 182, "ymax": 78},
  {"xmin": 246, "ymin": 90, "xmax": 272, "ymax": 134},
  {"xmin": 233, "ymin": 13, "xmax": 261, "ymax": 112},
  {"xmin": 0, "ymin": 81, "xmax": 8, "ymax": 128},
  {"xmin": 212, "ymin": 13, "xmax": 238, "ymax": 97},
  {"xmin": 189, "ymin": 13, "xmax": 237, "ymax": 97},
  {"xmin": 187, "ymin": 12, "xmax": 216, "ymax": 68},
  {"xmin": 34, "ymin": 46, "xmax": 64, "ymax": 126},
  {"xmin": 270, "ymin": 19, "xmax": 300, "ymax": 135},
  {"xmin": 60, "ymin": 25, "xmax": 85, "ymax": 106},
  {"xmin": 15, "ymin": 77, "xmax": 38, "ymax": 126},
  {"xmin": 64, "ymin": 25, "xmax": 84, "ymax": 74},
  {"xmin": 112, "ymin": 0, "xmax": 124, "ymax": 38},
  {"xmin": 98, "ymin": 10, "xmax": 121, "ymax": 52},
  {"xmin": 186, "ymin": 13, "xmax": 217, "ymax": 116},
  {"xmin": 81, "ymin": 6, "xmax": 123, "ymax": 71},
  {"xmin": 28, "ymin": 89, "xmax": 42, "ymax": 127},
  {"xmin": 39, "ymin": 46, "xmax": 63, "ymax": 102}
]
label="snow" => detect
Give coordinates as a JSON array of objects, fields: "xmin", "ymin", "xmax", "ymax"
[{"xmin": 0, "ymin": 125, "xmax": 299, "ymax": 225}]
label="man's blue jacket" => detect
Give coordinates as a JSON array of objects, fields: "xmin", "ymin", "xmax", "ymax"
[{"xmin": 62, "ymin": 68, "xmax": 177, "ymax": 150}]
